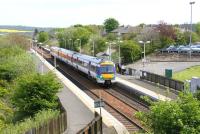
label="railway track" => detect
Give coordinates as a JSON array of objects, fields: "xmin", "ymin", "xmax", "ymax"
[{"xmin": 34, "ymin": 47, "xmax": 149, "ymax": 133}]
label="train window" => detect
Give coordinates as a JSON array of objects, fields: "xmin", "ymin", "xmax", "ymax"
[
  {"xmin": 83, "ymin": 62, "xmax": 88, "ymax": 67},
  {"xmin": 78, "ymin": 60, "xmax": 82, "ymax": 66},
  {"xmin": 100, "ymin": 65, "xmax": 114, "ymax": 74}
]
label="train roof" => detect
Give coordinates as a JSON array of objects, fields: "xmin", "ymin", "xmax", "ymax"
[{"xmin": 51, "ymin": 46, "xmax": 114, "ymax": 65}]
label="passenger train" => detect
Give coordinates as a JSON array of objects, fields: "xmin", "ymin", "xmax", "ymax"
[{"xmin": 49, "ymin": 46, "xmax": 116, "ymax": 85}]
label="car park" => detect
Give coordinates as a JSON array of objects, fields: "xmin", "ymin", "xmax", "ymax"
[
  {"xmin": 160, "ymin": 45, "xmax": 175, "ymax": 53},
  {"xmin": 159, "ymin": 44, "xmax": 200, "ymax": 54}
]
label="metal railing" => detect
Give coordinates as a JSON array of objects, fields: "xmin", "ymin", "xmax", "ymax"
[{"xmin": 140, "ymin": 70, "xmax": 184, "ymax": 91}]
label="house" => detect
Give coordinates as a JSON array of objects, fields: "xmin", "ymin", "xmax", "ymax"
[{"xmin": 111, "ymin": 25, "xmax": 142, "ymax": 35}]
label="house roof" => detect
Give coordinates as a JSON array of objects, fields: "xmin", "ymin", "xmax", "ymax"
[{"xmin": 111, "ymin": 25, "xmax": 142, "ymax": 34}]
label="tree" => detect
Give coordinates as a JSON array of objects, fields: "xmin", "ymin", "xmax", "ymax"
[
  {"xmin": 120, "ymin": 40, "xmax": 142, "ymax": 63},
  {"xmin": 38, "ymin": 31, "xmax": 49, "ymax": 43},
  {"xmin": 136, "ymin": 93, "xmax": 200, "ymax": 134},
  {"xmin": 195, "ymin": 22, "xmax": 200, "ymax": 37},
  {"xmin": 103, "ymin": 18, "xmax": 119, "ymax": 33},
  {"xmin": 84, "ymin": 25, "xmax": 103, "ymax": 35},
  {"xmin": 89, "ymin": 35, "xmax": 107, "ymax": 55},
  {"xmin": 135, "ymin": 27, "xmax": 160, "ymax": 53},
  {"xmin": 33, "ymin": 28, "xmax": 38, "ymax": 40},
  {"xmin": 156, "ymin": 21, "xmax": 176, "ymax": 47},
  {"xmin": 175, "ymin": 29, "xmax": 187, "ymax": 45},
  {"xmin": 57, "ymin": 27, "xmax": 92, "ymax": 52},
  {"xmin": 184, "ymin": 31, "xmax": 200, "ymax": 44},
  {"xmin": 12, "ymin": 72, "xmax": 61, "ymax": 118}
]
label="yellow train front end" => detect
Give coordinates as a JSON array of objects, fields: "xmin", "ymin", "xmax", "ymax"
[{"xmin": 96, "ymin": 61, "xmax": 116, "ymax": 85}]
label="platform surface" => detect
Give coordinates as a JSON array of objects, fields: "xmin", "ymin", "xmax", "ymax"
[{"xmin": 116, "ymin": 74, "xmax": 174, "ymax": 101}]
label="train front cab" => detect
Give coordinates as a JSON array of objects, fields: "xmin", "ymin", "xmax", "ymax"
[{"xmin": 96, "ymin": 62, "xmax": 116, "ymax": 85}]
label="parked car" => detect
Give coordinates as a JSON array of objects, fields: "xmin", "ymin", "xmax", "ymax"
[
  {"xmin": 191, "ymin": 45, "xmax": 200, "ymax": 53},
  {"xmin": 168, "ymin": 46, "xmax": 178, "ymax": 53},
  {"xmin": 160, "ymin": 47, "xmax": 169, "ymax": 53},
  {"xmin": 176, "ymin": 45, "xmax": 185, "ymax": 53},
  {"xmin": 178, "ymin": 45, "xmax": 191, "ymax": 53},
  {"xmin": 160, "ymin": 45, "xmax": 175, "ymax": 53}
]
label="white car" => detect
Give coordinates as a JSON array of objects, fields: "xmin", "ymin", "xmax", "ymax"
[{"xmin": 191, "ymin": 45, "xmax": 200, "ymax": 53}]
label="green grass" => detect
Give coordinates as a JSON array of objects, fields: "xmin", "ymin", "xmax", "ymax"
[{"xmin": 173, "ymin": 65, "xmax": 200, "ymax": 82}]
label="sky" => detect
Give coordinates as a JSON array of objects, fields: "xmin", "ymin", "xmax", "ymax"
[{"xmin": 0, "ymin": 0, "xmax": 200, "ymax": 27}]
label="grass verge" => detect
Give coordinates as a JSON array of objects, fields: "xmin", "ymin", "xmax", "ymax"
[{"xmin": 173, "ymin": 65, "xmax": 200, "ymax": 81}]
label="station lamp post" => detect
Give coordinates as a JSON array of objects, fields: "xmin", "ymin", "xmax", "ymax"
[
  {"xmin": 89, "ymin": 39, "xmax": 95, "ymax": 56},
  {"xmin": 77, "ymin": 39, "xmax": 81, "ymax": 53},
  {"xmin": 38, "ymin": 42, "xmax": 44, "ymax": 74},
  {"xmin": 139, "ymin": 40, "xmax": 150, "ymax": 65},
  {"xmin": 69, "ymin": 39, "xmax": 73, "ymax": 50},
  {"xmin": 189, "ymin": 1, "xmax": 195, "ymax": 59},
  {"xmin": 117, "ymin": 32, "xmax": 123, "ymax": 65},
  {"xmin": 63, "ymin": 38, "xmax": 66, "ymax": 49},
  {"xmin": 92, "ymin": 40, "xmax": 95, "ymax": 56},
  {"xmin": 118, "ymin": 40, "xmax": 123, "ymax": 65}
]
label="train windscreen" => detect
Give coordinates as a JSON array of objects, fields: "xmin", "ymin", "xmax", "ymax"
[{"xmin": 100, "ymin": 65, "xmax": 114, "ymax": 74}]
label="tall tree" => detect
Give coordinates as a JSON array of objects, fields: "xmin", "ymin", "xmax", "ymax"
[
  {"xmin": 156, "ymin": 21, "xmax": 176, "ymax": 47},
  {"xmin": 89, "ymin": 35, "xmax": 107, "ymax": 55},
  {"xmin": 120, "ymin": 40, "xmax": 141, "ymax": 63},
  {"xmin": 103, "ymin": 18, "xmax": 119, "ymax": 33},
  {"xmin": 38, "ymin": 31, "xmax": 49, "ymax": 43},
  {"xmin": 33, "ymin": 28, "xmax": 38, "ymax": 39}
]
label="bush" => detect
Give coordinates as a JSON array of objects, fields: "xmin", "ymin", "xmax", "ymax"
[
  {"xmin": 120, "ymin": 40, "xmax": 142, "ymax": 63},
  {"xmin": 12, "ymin": 72, "xmax": 61, "ymax": 118},
  {"xmin": 0, "ymin": 110, "xmax": 60, "ymax": 134},
  {"xmin": 0, "ymin": 53, "xmax": 36, "ymax": 82},
  {"xmin": 136, "ymin": 92, "xmax": 200, "ymax": 134}
]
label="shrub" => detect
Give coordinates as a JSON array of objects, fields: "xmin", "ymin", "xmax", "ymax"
[
  {"xmin": 1, "ymin": 110, "xmax": 60, "ymax": 134},
  {"xmin": 12, "ymin": 72, "xmax": 61, "ymax": 118}
]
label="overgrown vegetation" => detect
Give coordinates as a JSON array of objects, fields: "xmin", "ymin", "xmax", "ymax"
[
  {"xmin": 13, "ymin": 73, "xmax": 61, "ymax": 119},
  {"xmin": 54, "ymin": 19, "xmax": 200, "ymax": 64},
  {"xmin": 0, "ymin": 34, "xmax": 62, "ymax": 131},
  {"xmin": 136, "ymin": 92, "xmax": 200, "ymax": 134},
  {"xmin": 1, "ymin": 110, "xmax": 59, "ymax": 134}
]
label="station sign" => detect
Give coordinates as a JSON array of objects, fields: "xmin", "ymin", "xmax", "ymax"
[{"xmin": 94, "ymin": 99, "xmax": 105, "ymax": 108}]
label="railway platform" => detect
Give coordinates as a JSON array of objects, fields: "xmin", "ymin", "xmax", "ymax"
[{"xmin": 116, "ymin": 74, "xmax": 176, "ymax": 101}]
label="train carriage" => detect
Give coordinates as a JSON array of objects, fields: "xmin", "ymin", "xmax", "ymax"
[{"xmin": 50, "ymin": 47, "xmax": 116, "ymax": 85}]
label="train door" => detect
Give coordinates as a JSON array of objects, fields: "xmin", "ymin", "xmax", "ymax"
[
  {"xmin": 70, "ymin": 54, "xmax": 73, "ymax": 68},
  {"xmin": 88, "ymin": 61, "xmax": 91, "ymax": 77},
  {"xmin": 76, "ymin": 57, "xmax": 79, "ymax": 69}
]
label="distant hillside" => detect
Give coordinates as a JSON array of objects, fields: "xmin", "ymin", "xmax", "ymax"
[
  {"xmin": 0, "ymin": 25, "xmax": 54, "ymax": 32},
  {"xmin": 0, "ymin": 25, "xmax": 55, "ymax": 37}
]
